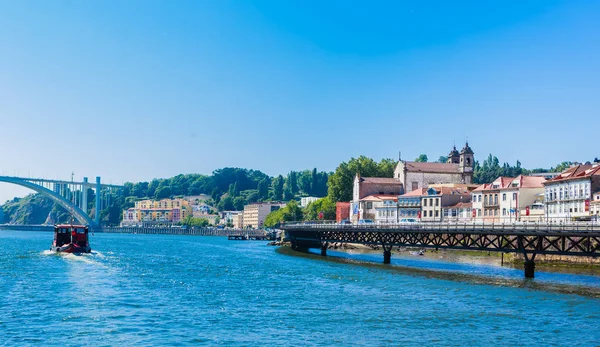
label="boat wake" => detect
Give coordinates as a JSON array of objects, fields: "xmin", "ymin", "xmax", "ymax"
[{"xmin": 40, "ymin": 249, "xmax": 105, "ymax": 266}]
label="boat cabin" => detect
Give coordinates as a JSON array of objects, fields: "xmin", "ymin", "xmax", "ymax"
[{"xmin": 53, "ymin": 224, "xmax": 90, "ymax": 250}]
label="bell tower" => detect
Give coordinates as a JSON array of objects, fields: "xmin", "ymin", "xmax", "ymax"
[
  {"xmin": 447, "ymin": 145, "xmax": 460, "ymax": 164},
  {"xmin": 459, "ymin": 142, "xmax": 474, "ymax": 183}
]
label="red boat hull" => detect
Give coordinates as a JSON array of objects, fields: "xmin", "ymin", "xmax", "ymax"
[{"xmin": 50, "ymin": 243, "xmax": 92, "ymax": 253}]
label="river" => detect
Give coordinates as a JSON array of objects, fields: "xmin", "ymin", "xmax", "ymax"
[{"xmin": 1, "ymin": 230, "xmax": 599, "ymax": 346}]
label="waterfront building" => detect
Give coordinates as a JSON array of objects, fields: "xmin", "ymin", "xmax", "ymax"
[
  {"xmin": 122, "ymin": 198, "xmax": 192, "ymax": 226},
  {"xmin": 232, "ymin": 213, "xmax": 244, "ymax": 229},
  {"xmin": 420, "ymin": 187, "xmax": 471, "ymax": 222},
  {"xmin": 242, "ymin": 202, "xmax": 286, "ymax": 229},
  {"xmin": 442, "ymin": 202, "xmax": 473, "ymax": 222},
  {"xmin": 350, "ymin": 174, "xmax": 403, "ymax": 222},
  {"xmin": 396, "ymin": 188, "xmax": 426, "ymax": 220},
  {"xmin": 300, "ymin": 196, "xmax": 321, "ymax": 208},
  {"xmin": 394, "ymin": 142, "xmax": 475, "ymax": 193},
  {"xmin": 543, "ymin": 163, "xmax": 600, "ymax": 221},
  {"xmin": 355, "ymin": 194, "xmax": 398, "ymax": 223},
  {"xmin": 590, "ymin": 191, "xmax": 600, "ymax": 216},
  {"xmin": 472, "ymin": 175, "xmax": 546, "ymax": 223}
]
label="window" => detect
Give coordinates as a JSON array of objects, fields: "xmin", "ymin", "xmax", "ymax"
[
  {"xmin": 502, "ymin": 208, "xmax": 507, "ymax": 216},
  {"xmin": 494, "ymin": 194, "xmax": 498, "ymax": 205},
  {"xmin": 412, "ymin": 182, "xmax": 418, "ymax": 191},
  {"xmin": 435, "ymin": 199, "xmax": 439, "ymax": 207},
  {"xmin": 424, "ymin": 199, "xmax": 427, "ymax": 207},
  {"xmin": 513, "ymin": 193, "xmax": 517, "ymax": 201},
  {"xmin": 484, "ymin": 210, "xmax": 488, "ymax": 216},
  {"xmin": 366, "ymin": 202, "xmax": 372, "ymax": 209},
  {"xmin": 494, "ymin": 209, "xmax": 498, "ymax": 216},
  {"xmin": 435, "ymin": 210, "xmax": 439, "ymax": 217},
  {"xmin": 430, "ymin": 211, "xmax": 433, "ymax": 217},
  {"xmin": 502, "ymin": 193, "xmax": 506, "ymax": 201}
]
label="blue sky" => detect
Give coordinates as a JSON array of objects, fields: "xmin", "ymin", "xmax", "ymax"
[{"xmin": 1, "ymin": 0, "xmax": 599, "ymax": 203}]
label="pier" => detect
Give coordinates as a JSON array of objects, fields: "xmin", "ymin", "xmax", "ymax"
[{"xmin": 282, "ymin": 222, "xmax": 600, "ymax": 278}]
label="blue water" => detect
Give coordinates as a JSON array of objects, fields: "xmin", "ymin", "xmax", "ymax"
[{"xmin": 1, "ymin": 231, "xmax": 599, "ymax": 346}]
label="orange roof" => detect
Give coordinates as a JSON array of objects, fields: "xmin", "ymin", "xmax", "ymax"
[
  {"xmin": 444, "ymin": 202, "xmax": 473, "ymax": 209},
  {"xmin": 545, "ymin": 164, "xmax": 600, "ymax": 184},
  {"xmin": 404, "ymin": 162, "xmax": 461, "ymax": 174},
  {"xmin": 360, "ymin": 194, "xmax": 398, "ymax": 202},
  {"xmin": 401, "ymin": 189, "xmax": 427, "ymax": 197}
]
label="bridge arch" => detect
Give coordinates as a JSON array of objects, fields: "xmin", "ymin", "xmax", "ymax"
[{"xmin": 0, "ymin": 176, "xmax": 95, "ymax": 226}]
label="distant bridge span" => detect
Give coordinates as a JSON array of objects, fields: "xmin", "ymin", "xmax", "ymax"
[{"xmin": 0, "ymin": 176, "xmax": 124, "ymax": 226}]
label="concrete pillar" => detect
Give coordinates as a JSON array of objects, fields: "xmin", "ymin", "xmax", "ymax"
[
  {"xmin": 82, "ymin": 177, "xmax": 88, "ymax": 214},
  {"xmin": 524, "ymin": 260, "xmax": 535, "ymax": 278},
  {"xmin": 320, "ymin": 244, "xmax": 327, "ymax": 256},
  {"xmin": 383, "ymin": 250, "xmax": 391, "ymax": 264},
  {"xmin": 95, "ymin": 177, "xmax": 101, "ymax": 226}
]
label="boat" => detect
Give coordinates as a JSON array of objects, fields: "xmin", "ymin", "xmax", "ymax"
[{"xmin": 50, "ymin": 224, "xmax": 92, "ymax": 253}]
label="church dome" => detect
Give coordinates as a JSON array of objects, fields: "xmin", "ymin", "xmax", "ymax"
[
  {"xmin": 460, "ymin": 141, "xmax": 474, "ymax": 155},
  {"xmin": 448, "ymin": 146, "xmax": 459, "ymax": 157}
]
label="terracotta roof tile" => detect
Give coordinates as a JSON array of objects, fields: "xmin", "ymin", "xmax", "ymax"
[
  {"xmin": 401, "ymin": 189, "xmax": 427, "ymax": 197},
  {"xmin": 404, "ymin": 161, "xmax": 461, "ymax": 174},
  {"xmin": 360, "ymin": 194, "xmax": 399, "ymax": 202}
]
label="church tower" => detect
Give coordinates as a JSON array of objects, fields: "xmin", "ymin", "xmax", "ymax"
[
  {"xmin": 459, "ymin": 142, "xmax": 474, "ymax": 183},
  {"xmin": 447, "ymin": 145, "xmax": 460, "ymax": 164}
]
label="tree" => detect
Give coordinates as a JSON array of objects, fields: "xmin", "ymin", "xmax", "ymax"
[
  {"xmin": 257, "ymin": 178, "xmax": 269, "ymax": 201},
  {"xmin": 272, "ymin": 175, "xmax": 284, "ymax": 200},
  {"xmin": 217, "ymin": 196, "xmax": 234, "ymax": 211},
  {"xmin": 327, "ymin": 156, "xmax": 391, "ymax": 202},
  {"xmin": 154, "ymin": 186, "xmax": 172, "ymax": 200},
  {"xmin": 227, "ymin": 182, "xmax": 238, "ymax": 198},
  {"xmin": 298, "ymin": 171, "xmax": 312, "ymax": 195},
  {"xmin": 377, "ymin": 158, "xmax": 396, "ymax": 177},
  {"xmin": 233, "ymin": 196, "xmax": 246, "ymax": 211},
  {"xmin": 283, "ymin": 182, "xmax": 294, "ymax": 201},
  {"xmin": 437, "ymin": 156, "xmax": 448, "ymax": 163},
  {"xmin": 303, "ymin": 197, "xmax": 336, "ymax": 221},
  {"xmin": 415, "ymin": 154, "xmax": 428, "ymax": 162},
  {"xmin": 287, "ymin": 171, "xmax": 299, "ymax": 195},
  {"xmin": 311, "ymin": 168, "xmax": 318, "ymax": 195}
]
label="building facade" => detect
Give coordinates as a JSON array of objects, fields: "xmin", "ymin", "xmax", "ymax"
[
  {"xmin": 394, "ymin": 143, "xmax": 475, "ymax": 193},
  {"xmin": 350, "ymin": 175, "xmax": 403, "ymax": 222},
  {"xmin": 543, "ymin": 164, "xmax": 600, "ymax": 221},
  {"xmin": 472, "ymin": 175, "xmax": 546, "ymax": 223},
  {"xmin": 242, "ymin": 202, "xmax": 286, "ymax": 229},
  {"xmin": 122, "ymin": 198, "xmax": 192, "ymax": 226}
]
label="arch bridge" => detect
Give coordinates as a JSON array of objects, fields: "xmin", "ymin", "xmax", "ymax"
[{"xmin": 0, "ymin": 176, "xmax": 124, "ymax": 227}]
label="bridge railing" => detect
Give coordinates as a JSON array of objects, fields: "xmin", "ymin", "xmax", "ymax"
[{"xmin": 281, "ymin": 220, "xmax": 600, "ymax": 234}]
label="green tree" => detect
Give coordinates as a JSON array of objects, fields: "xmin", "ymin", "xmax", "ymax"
[
  {"xmin": 217, "ymin": 196, "xmax": 234, "ymax": 211},
  {"xmin": 283, "ymin": 182, "xmax": 294, "ymax": 201},
  {"xmin": 377, "ymin": 158, "xmax": 397, "ymax": 177},
  {"xmin": 154, "ymin": 186, "xmax": 172, "ymax": 200},
  {"xmin": 233, "ymin": 196, "xmax": 246, "ymax": 211},
  {"xmin": 271, "ymin": 175, "xmax": 284, "ymax": 200},
  {"xmin": 287, "ymin": 171, "xmax": 299, "ymax": 195},
  {"xmin": 257, "ymin": 178, "xmax": 269, "ymax": 201},
  {"xmin": 437, "ymin": 156, "xmax": 448, "ymax": 163},
  {"xmin": 415, "ymin": 154, "xmax": 428, "ymax": 162},
  {"xmin": 303, "ymin": 197, "xmax": 336, "ymax": 221},
  {"xmin": 297, "ymin": 170, "xmax": 312, "ymax": 195},
  {"xmin": 311, "ymin": 168, "xmax": 318, "ymax": 195},
  {"xmin": 327, "ymin": 156, "xmax": 390, "ymax": 202}
]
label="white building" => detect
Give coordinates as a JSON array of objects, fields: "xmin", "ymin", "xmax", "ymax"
[
  {"xmin": 544, "ymin": 163, "xmax": 600, "ymax": 221},
  {"xmin": 472, "ymin": 175, "xmax": 546, "ymax": 223},
  {"xmin": 300, "ymin": 197, "xmax": 320, "ymax": 208},
  {"xmin": 356, "ymin": 194, "xmax": 398, "ymax": 224},
  {"xmin": 242, "ymin": 202, "xmax": 286, "ymax": 229}
]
